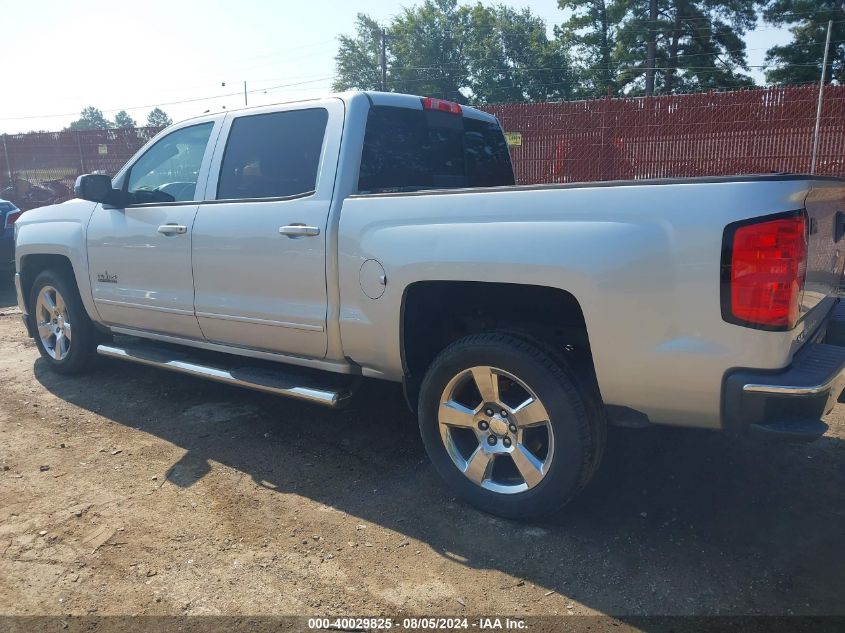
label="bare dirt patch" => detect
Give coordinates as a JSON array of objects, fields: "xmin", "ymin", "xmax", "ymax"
[{"xmin": 1, "ymin": 277, "xmax": 843, "ymax": 618}]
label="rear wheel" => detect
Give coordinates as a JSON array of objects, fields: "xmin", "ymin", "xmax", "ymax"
[
  {"xmin": 29, "ymin": 270, "xmax": 97, "ymax": 374},
  {"xmin": 418, "ymin": 332, "xmax": 604, "ymax": 518}
]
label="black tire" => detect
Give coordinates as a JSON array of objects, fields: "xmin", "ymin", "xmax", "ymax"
[
  {"xmin": 418, "ymin": 332, "xmax": 604, "ymax": 519},
  {"xmin": 29, "ymin": 269, "xmax": 97, "ymax": 375},
  {"xmin": 498, "ymin": 328, "xmax": 607, "ymax": 485}
]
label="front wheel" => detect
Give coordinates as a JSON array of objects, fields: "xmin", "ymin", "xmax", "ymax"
[
  {"xmin": 29, "ymin": 269, "xmax": 97, "ymax": 374},
  {"xmin": 418, "ymin": 333, "xmax": 604, "ymax": 519}
]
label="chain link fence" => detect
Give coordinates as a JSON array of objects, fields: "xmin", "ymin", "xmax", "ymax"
[
  {"xmin": 0, "ymin": 127, "xmax": 163, "ymax": 210},
  {"xmin": 485, "ymin": 84, "xmax": 845, "ymax": 184},
  {"xmin": 1, "ymin": 85, "xmax": 844, "ymax": 210}
]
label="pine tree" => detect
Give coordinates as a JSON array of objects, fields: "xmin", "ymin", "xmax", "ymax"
[
  {"xmin": 762, "ymin": 0, "xmax": 845, "ymax": 85},
  {"xmin": 556, "ymin": 0, "xmax": 627, "ymax": 97},
  {"xmin": 67, "ymin": 107, "xmax": 112, "ymax": 130},
  {"xmin": 146, "ymin": 108, "xmax": 173, "ymax": 128},
  {"xmin": 113, "ymin": 110, "xmax": 136, "ymax": 128},
  {"xmin": 617, "ymin": 0, "xmax": 757, "ymax": 94},
  {"xmin": 557, "ymin": 0, "xmax": 757, "ymax": 96}
]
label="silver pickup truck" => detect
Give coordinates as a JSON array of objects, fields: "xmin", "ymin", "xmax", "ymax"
[{"xmin": 13, "ymin": 91, "xmax": 845, "ymax": 518}]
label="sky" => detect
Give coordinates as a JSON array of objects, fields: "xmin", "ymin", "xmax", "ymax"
[{"xmin": 0, "ymin": 0, "xmax": 793, "ymax": 134}]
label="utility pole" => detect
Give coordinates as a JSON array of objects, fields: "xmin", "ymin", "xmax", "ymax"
[
  {"xmin": 222, "ymin": 81, "xmax": 248, "ymax": 107},
  {"xmin": 645, "ymin": 0, "xmax": 657, "ymax": 96},
  {"xmin": 379, "ymin": 29, "xmax": 388, "ymax": 92},
  {"xmin": 811, "ymin": 20, "xmax": 833, "ymax": 174},
  {"xmin": 2, "ymin": 135, "xmax": 12, "ymax": 187},
  {"xmin": 75, "ymin": 130, "xmax": 86, "ymax": 174}
]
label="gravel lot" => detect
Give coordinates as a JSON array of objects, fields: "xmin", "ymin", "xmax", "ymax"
[{"xmin": 1, "ymin": 274, "xmax": 844, "ymax": 619}]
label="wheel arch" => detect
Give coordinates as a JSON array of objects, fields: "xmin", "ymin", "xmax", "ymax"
[
  {"xmin": 19, "ymin": 254, "xmax": 75, "ymax": 312},
  {"xmin": 18, "ymin": 252, "xmax": 101, "ymax": 331},
  {"xmin": 15, "ymin": 217, "xmax": 99, "ymax": 325},
  {"xmin": 400, "ymin": 281, "xmax": 596, "ymax": 410}
]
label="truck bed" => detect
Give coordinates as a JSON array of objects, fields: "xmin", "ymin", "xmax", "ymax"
[{"xmin": 339, "ymin": 173, "xmax": 845, "ymax": 429}]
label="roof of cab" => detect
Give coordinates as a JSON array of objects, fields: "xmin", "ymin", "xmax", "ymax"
[
  {"xmin": 336, "ymin": 90, "xmax": 498, "ymax": 122},
  {"xmin": 176, "ymin": 90, "xmax": 499, "ymax": 125}
]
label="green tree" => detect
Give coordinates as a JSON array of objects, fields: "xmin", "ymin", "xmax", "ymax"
[
  {"xmin": 113, "ymin": 110, "xmax": 136, "ymax": 128},
  {"xmin": 464, "ymin": 4, "xmax": 575, "ymax": 103},
  {"xmin": 616, "ymin": 0, "xmax": 757, "ymax": 94},
  {"xmin": 386, "ymin": 0, "xmax": 472, "ymax": 102},
  {"xmin": 556, "ymin": 0, "xmax": 628, "ymax": 97},
  {"xmin": 146, "ymin": 108, "xmax": 172, "ymax": 127},
  {"xmin": 333, "ymin": 14, "xmax": 385, "ymax": 92},
  {"xmin": 557, "ymin": 0, "xmax": 757, "ymax": 96},
  {"xmin": 761, "ymin": 0, "xmax": 845, "ymax": 85},
  {"xmin": 333, "ymin": 0, "xmax": 575, "ymax": 103},
  {"xmin": 67, "ymin": 107, "xmax": 113, "ymax": 130}
]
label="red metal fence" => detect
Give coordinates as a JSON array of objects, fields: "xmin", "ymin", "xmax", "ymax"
[
  {"xmin": 0, "ymin": 127, "xmax": 163, "ymax": 210},
  {"xmin": 2, "ymin": 85, "xmax": 844, "ymax": 210},
  {"xmin": 484, "ymin": 84, "xmax": 845, "ymax": 184}
]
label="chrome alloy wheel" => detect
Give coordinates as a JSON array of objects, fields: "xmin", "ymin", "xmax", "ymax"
[
  {"xmin": 438, "ymin": 365, "xmax": 555, "ymax": 494},
  {"xmin": 35, "ymin": 285, "xmax": 72, "ymax": 361}
]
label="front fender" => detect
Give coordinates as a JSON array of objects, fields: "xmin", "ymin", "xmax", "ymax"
[{"xmin": 15, "ymin": 200, "xmax": 98, "ymax": 322}]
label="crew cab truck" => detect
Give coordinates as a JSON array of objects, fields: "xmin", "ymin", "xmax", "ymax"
[{"xmin": 14, "ymin": 91, "xmax": 845, "ymax": 518}]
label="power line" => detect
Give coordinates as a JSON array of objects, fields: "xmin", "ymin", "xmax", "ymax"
[
  {"xmin": 0, "ymin": 76, "xmax": 335, "ymax": 122},
  {"xmin": 580, "ymin": 9, "xmax": 845, "ymax": 24},
  {"xmin": 5, "ymin": 11, "xmax": 843, "ymax": 125},
  {"xmin": 225, "ymin": 38, "xmax": 337, "ymax": 65},
  {"xmin": 393, "ymin": 55, "xmax": 843, "ymax": 77},
  {"xmin": 386, "ymin": 32, "xmax": 844, "ymax": 72},
  {"xmin": 555, "ymin": 21, "xmax": 845, "ymax": 50}
]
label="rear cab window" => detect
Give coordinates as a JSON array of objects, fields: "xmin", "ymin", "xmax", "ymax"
[{"xmin": 358, "ymin": 105, "xmax": 514, "ymax": 194}]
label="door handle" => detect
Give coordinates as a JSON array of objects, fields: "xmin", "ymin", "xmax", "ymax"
[
  {"xmin": 158, "ymin": 224, "xmax": 187, "ymax": 235},
  {"xmin": 279, "ymin": 224, "xmax": 320, "ymax": 237}
]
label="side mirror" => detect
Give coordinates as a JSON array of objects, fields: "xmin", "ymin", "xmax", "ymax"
[{"xmin": 74, "ymin": 174, "xmax": 122, "ymax": 206}]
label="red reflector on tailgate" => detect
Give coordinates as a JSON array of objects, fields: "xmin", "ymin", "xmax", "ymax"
[{"xmin": 723, "ymin": 213, "xmax": 807, "ymax": 330}]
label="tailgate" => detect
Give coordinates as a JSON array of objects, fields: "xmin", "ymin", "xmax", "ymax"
[{"xmin": 803, "ymin": 180, "xmax": 845, "ymax": 317}]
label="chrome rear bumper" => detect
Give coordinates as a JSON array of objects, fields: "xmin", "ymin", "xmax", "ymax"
[{"xmin": 723, "ymin": 303, "xmax": 845, "ymax": 441}]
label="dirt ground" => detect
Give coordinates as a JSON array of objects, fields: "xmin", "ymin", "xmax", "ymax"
[{"xmin": 1, "ymin": 275, "xmax": 844, "ymax": 620}]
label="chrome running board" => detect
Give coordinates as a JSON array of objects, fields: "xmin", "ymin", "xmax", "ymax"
[{"xmin": 97, "ymin": 342, "xmax": 352, "ymax": 408}]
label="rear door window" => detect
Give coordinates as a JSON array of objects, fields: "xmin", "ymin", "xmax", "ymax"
[
  {"xmin": 358, "ymin": 106, "xmax": 514, "ymax": 193},
  {"xmin": 217, "ymin": 108, "xmax": 328, "ymax": 200}
]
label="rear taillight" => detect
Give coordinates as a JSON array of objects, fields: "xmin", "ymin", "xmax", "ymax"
[
  {"xmin": 421, "ymin": 97, "xmax": 462, "ymax": 115},
  {"xmin": 722, "ymin": 212, "xmax": 807, "ymax": 330},
  {"xmin": 5, "ymin": 210, "xmax": 22, "ymax": 229}
]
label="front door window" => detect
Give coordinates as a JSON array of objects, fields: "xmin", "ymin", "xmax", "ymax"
[{"xmin": 125, "ymin": 123, "xmax": 214, "ymax": 204}]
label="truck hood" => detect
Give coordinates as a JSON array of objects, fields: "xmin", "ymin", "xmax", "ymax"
[{"xmin": 14, "ymin": 198, "xmax": 98, "ymax": 228}]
